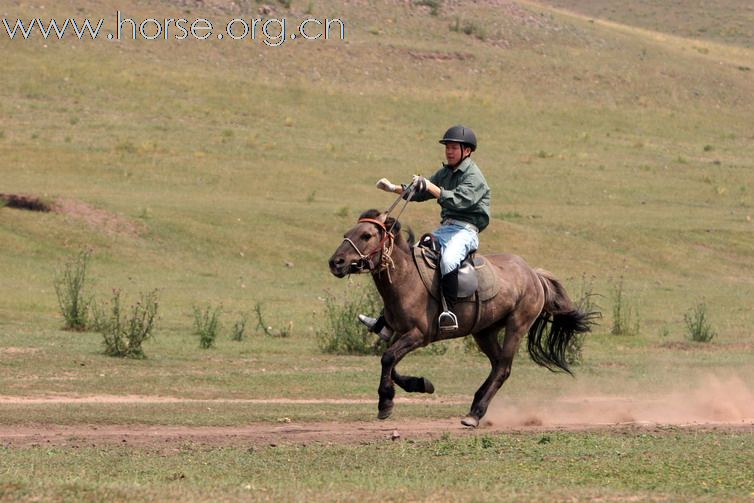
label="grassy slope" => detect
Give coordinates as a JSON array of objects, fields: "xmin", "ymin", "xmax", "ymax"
[
  {"xmin": 0, "ymin": 0, "xmax": 753, "ymax": 500},
  {"xmin": 1, "ymin": 0, "xmax": 752, "ymax": 335},
  {"xmin": 532, "ymin": 0, "xmax": 754, "ymax": 49}
]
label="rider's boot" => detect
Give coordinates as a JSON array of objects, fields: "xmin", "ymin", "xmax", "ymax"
[
  {"xmin": 358, "ymin": 313, "xmax": 393, "ymax": 342},
  {"xmin": 438, "ymin": 269, "xmax": 459, "ymax": 332}
]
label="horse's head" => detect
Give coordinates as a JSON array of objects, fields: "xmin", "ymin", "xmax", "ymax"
[{"xmin": 328, "ymin": 209, "xmax": 402, "ymax": 278}]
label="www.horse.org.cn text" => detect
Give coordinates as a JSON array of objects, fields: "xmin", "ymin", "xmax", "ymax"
[{"xmin": 2, "ymin": 12, "xmax": 347, "ymax": 47}]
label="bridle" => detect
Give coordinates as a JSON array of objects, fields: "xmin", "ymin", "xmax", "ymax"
[
  {"xmin": 341, "ymin": 217, "xmax": 396, "ymax": 279},
  {"xmin": 340, "ymin": 183, "xmax": 418, "ymax": 282}
]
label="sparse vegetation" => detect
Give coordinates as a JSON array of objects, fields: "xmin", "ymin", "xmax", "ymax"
[
  {"xmin": 231, "ymin": 313, "xmax": 248, "ymax": 341},
  {"xmin": 97, "ymin": 289, "xmax": 159, "ymax": 359},
  {"xmin": 194, "ymin": 304, "xmax": 222, "ymax": 349},
  {"xmin": 567, "ymin": 274, "xmax": 601, "ymax": 365},
  {"xmin": 610, "ymin": 274, "xmax": 640, "ymax": 337},
  {"xmin": 415, "ymin": 0, "xmax": 442, "ymax": 16},
  {"xmin": 450, "ymin": 18, "xmax": 486, "ymax": 40},
  {"xmin": 53, "ymin": 248, "xmax": 93, "ymax": 331},
  {"xmin": 684, "ymin": 300, "xmax": 717, "ymax": 343},
  {"xmin": 317, "ymin": 281, "xmax": 387, "ymax": 355},
  {"xmin": 253, "ymin": 302, "xmax": 292, "ymax": 338}
]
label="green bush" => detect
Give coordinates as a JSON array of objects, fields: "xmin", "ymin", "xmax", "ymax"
[
  {"xmin": 415, "ymin": 0, "xmax": 442, "ymax": 16},
  {"xmin": 231, "ymin": 314, "xmax": 247, "ymax": 341},
  {"xmin": 253, "ymin": 302, "xmax": 292, "ymax": 338},
  {"xmin": 96, "ymin": 289, "xmax": 159, "ymax": 359},
  {"xmin": 684, "ymin": 300, "xmax": 716, "ymax": 343},
  {"xmin": 194, "ymin": 304, "xmax": 222, "ymax": 349},
  {"xmin": 53, "ymin": 248, "xmax": 93, "ymax": 331},
  {"xmin": 610, "ymin": 274, "xmax": 640, "ymax": 337},
  {"xmin": 568, "ymin": 274, "xmax": 601, "ymax": 365},
  {"xmin": 317, "ymin": 280, "xmax": 387, "ymax": 355}
]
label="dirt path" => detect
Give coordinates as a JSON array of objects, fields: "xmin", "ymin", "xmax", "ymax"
[
  {"xmin": 1, "ymin": 419, "xmax": 751, "ymax": 449},
  {"xmin": 1, "ymin": 386, "xmax": 752, "ymax": 448}
]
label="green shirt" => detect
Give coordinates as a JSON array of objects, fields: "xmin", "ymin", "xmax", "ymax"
[{"xmin": 412, "ymin": 157, "xmax": 491, "ymax": 232}]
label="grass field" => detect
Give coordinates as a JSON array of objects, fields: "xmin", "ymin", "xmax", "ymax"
[{"xmin": 1, "ymin": 0, "xmax": 752, "ymax": 501}]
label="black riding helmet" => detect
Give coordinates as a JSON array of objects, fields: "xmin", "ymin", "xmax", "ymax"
[{"xmin": 439, "ymin": 125, "xmax": 477, "ymax": 152}]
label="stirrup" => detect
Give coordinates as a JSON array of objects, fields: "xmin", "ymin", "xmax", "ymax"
[{"xmin": 438, "ymin": 310, "xmax": 458, "ymax": 332}]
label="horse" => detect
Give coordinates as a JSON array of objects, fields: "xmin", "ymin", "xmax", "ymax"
[{"xmin": 328, "ymin": 209, "xmax": 598, "ymax": 428}]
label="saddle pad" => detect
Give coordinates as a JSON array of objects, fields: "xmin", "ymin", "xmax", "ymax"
[{"xmin": 412, "ymin": 246, "xmax": 501, "ymax": 302}]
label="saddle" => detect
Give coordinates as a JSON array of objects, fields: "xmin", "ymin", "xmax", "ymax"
[{"xmin": 413, "ymin": 234, "xmax": 501, "ymax": 303}]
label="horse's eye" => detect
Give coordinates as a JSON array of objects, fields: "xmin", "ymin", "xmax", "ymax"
[{"xmin": 361, "ymin": 232, "xmax": 371, "ymax": 241}]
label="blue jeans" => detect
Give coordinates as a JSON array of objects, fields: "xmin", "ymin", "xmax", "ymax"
[{"xmin": 432, "ymin": 223, "xmax": 479, "ymax": 276}]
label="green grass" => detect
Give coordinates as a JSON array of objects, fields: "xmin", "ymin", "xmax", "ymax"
[
  {"xmin": 0, "ymin": 430, "xmax": 751, "ymax": 502},
  {"xmin": 0, "ymin": 0, "xmax": 753, "ymax": 500}
]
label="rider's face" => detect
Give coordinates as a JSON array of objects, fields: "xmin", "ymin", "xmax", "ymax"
[{"xmin": 445, "ymin": 142, "xmax": 468, "ymax": 166}]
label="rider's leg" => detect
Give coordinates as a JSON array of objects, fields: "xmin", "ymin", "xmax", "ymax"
[
  {"xmin": 433, "ymin": 225, "xmax": 479, "ymax": 328},
  {"xmin": 358, "ymin": 312, "xmax": 393, "ymax": 341}
]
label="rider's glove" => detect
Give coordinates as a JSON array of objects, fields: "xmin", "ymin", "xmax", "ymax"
[
  {"xmin": 376, "ymin": 178, "xmax": 397, "ymax": 193},
  {"xmin": 412, "ymin": 175, "xmax": 427, "ymax": 193}
]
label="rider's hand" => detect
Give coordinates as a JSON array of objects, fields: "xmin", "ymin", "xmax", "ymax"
[
  {"xmin": 411, "ymin": 175, "xmax": 427, "ymax": 193},
  {"xmin": 376, "ymin": 178, "xmax": 397, "ymax": 193}
]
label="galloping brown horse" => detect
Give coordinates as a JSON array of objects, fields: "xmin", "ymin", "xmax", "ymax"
[{"xmin": 328, "ymin": 209, "xmax": 597, "ymax": 427}]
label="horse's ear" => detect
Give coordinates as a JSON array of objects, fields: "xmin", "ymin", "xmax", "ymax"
[
  {"xmin": 358, "ymin": 209, "xmax": 381, "ymax": 221},
  {"xmin": 376, "ymin": 212, "xmax": 388, "ymax": 223},
  {"xmin": 385, "ymin": 216, "xmax": 401, "ymax": 235}
]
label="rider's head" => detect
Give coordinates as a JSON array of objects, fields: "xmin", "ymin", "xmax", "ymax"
[{"xmin": 439, "ymin": 125, "xmax": 477, "ymax": 168}]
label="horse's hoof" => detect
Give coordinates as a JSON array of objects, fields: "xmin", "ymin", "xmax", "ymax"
[
  {"xmin": 461, "ymin": 416, "xmax": 479, "ymax": 428},
  {"xmin": 377, "ymin": 408, "xmax": 393, "ymax": 420},
  {"xmin": 422, "ymin": 377, "xmax": 435, "ymax": 394}
]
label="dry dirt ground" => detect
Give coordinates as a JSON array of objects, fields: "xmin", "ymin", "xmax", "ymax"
[{"xmin": 1, "ymin": 392, "xmax": 751, "ymax": 449}]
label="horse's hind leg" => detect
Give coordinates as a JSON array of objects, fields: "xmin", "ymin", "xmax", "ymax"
[{"xmin": 462, "ymin": 316, "xmax": 528, "ymax": 428}]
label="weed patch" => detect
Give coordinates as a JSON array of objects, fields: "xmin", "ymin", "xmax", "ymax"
[
  {"xmin": 95, "ymin": 289, "xmax": 159, "ymax": 359},
  {"xmin": 610, "ymin": 274, "xmax": 640, "ymax": 337},
  {"xmin": 53, "ymin": 248, "xmax": 93, "ymax": 331},
  {"xmin": 317, "ymin": 281, "xmax": 387, "ymax": 355},
  {"xmin": 194, "ymin": 304, "xmax": 222, "ymax": 349},
  {"xmin": 684, "ymin": 300, "xmax": 716, "ymax": 343}
]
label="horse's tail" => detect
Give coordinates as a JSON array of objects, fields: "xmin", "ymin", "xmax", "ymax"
[{"xmin": 527, "ymin": 268, "xmax": 598, "ymax": 375}]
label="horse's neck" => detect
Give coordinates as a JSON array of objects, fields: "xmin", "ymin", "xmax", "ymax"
[{"xmin": 372, "ymin": 243, "xmax": 417, "ymax": 301}]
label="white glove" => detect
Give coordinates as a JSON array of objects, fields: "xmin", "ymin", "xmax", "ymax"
[{"xmin": 376, "ymin": 178, "xmax": 397, "ymax": 193}]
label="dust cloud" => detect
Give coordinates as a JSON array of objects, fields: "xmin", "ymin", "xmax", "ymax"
[{"xmin": 485, "ymin": 375, "xmax": 754, "ymax": 427}]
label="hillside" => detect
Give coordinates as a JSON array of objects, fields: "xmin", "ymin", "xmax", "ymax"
[{"xmin": 1, "ymin": 0, "xmax": 752, "ymax": 341}]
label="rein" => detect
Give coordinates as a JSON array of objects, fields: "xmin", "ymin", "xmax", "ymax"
[{"xmin": 341, "ymin": 183, "xmax": 418, "ymax": 282}]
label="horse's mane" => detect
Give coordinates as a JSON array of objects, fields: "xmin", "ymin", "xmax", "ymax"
[{"xmin": 359, "ymin": 209, "xmax": 415, "ymax": 249}]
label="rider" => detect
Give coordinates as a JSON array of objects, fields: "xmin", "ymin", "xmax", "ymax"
[{"xmin": 359, "ymin": 125, "xmax": 491, "ymax": 337}]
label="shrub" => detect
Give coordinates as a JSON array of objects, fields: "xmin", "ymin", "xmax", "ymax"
[
  {"xmin": 610, "ymin": 274, "xmax": 640, "ymax": 337},
  {"xmin": 567, "ymin": 274, "xmax": 601, "ymax": 365},
  {"xmin": 317, "ymin": 280, "xmax": 387, "ymax": 355},
  {"xmin": 415, "ymin": 0, "xmax": 442, "ymax": 16},
  {"xmin": 53, "ymin": 248, "xmax": 93, "ymax": 330},
  {"xmin": 231, "ymin": 314, "xmax": 247, "ymax": 341},
  {"xmin": 97, "ymin": 289, "xmax": 159, "ymax": 359},
  {"xmin": 450, "ymin": 18, "xmax": 486, "ymax": 40},
  {"xmin": 253, "ymin": 302, "xmax": 292, "ymax": 338},
  {"xmin": 684, "ymin": 300, "xmax": 716, "ymax": 343},
  {"xmin": 194, "ymin": 304, "xmax": 222, "ymax": 349}
]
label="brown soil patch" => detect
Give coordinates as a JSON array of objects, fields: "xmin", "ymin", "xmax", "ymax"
[
  {"xmin": 52, "ymin": 198, "xmax": 145, "ymax": 237},
  {"xmin": 0, "ymin": 386, "xmax": 751, "ymax": 448},
  {"xmin": 0, "ymin": 395, "xmax": 467, "ymax": 406},
  {"xmin": 657, "ymin": 341, "xmax": 754, "ymax": 351},
  {"xmin": 408, "ymin": 50, "xmax": 474, "ymax": 62},
  {"xmin": 1, "ymin": 420, "xmax": 750, "ymax": 450},
  {"xmin": 1, "ymin": 192, "xmax": 144, "ymax": 237}
]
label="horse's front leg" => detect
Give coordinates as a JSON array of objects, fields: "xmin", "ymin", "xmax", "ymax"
[{"xmin": 378, "ymin": 328, "xmax": 425, "ymax": 420}]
